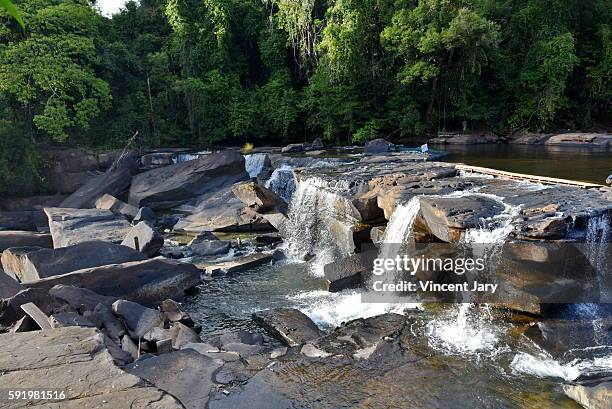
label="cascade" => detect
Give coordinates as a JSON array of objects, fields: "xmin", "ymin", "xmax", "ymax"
[{"xmin": 265, "ymin": 165, "xmax": 296, "ymax": 203}]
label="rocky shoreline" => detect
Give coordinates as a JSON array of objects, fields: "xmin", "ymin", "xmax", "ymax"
[{"xmin": 0, "ymin": 142, "xmax": 610, "ymax": 408}]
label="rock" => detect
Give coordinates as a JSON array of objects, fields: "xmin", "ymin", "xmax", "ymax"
[
  {"xmin": 310, "ymin": 138, "xmax": 324, "ymax": 150},
  {"xmin": 563, "ymin": 381, "xmax": 612, "ymax": 409},
  {"xmin": 141, "ymin": 152, "xmax": 176, "ymax": 167},
  {"xmin": 545, "ymin": 132, "xmax": 612, "ymax": 148},
  {"xmin": 323, "ymin": 251, "xmax": 376, "ymax": 292},
  {"xmin": 0, "ymin": 194, "xmax": 66, "ymax": 211},
  {"xmin": 353, "ymin": 190, "xmax": 384, "ymax": 221},
  {"xmin": 44, "ymin": 207, "xmax": 132, "ymax": 248},
  {"xmin": 49, "ymin": 312, "xmax": 96, "ymax": 328},
  {"xmin": 188, "ymin": 232, "xmax": 231, "ymax": 257},
  {"xmin": 49, "ymin": 285, "xmax": 117, "ymax": 312},
  {"xmin": 0, "ymin": 288, "xmax": 59, "ymax": 329},
  {"xmin": 95, "ymin": 303, "xmax": 126, "ymax": 341},
  {"xmin": 370, "ymin": 225, "xmax": 386, "ymax": 244},
  {"xmin": 244, "ymin": 153, "xmax": 273, "ymax": 180},
  {"xmin": 169, "ymin": 321, "xmax": 201, "ymax": 349},
  {"xmin": 520, "ymin": 217, "xmax": 567, "ymax": 239},
  {"xmin": 1, "ymin": 241, "xmax": 147, "ymax": 283},
  {"xmin": 28, "ymin": 258, "xmax": 201, "ymax": 306},
  {"xmin": 270, "ymin": 347, "xmax": 287, "ymax": 359},
  {"xmin": 9, "ymin": 316, "xmax": 36, "ymax": 333},
  {"xmin": 174, "ymin": 186, "xmax": 274, "ymax": 233},
  {"xmin": 0, "ymin": 231, "xmax": 52, "ymax": 252},
  {"xmin": 429, "ymin": 133, "xmax": 499, "ymax": 145},
  {"xmin": 524, "ymin": 318, "xmax": 612, "ymax": 356},
  {"xmin": 232, "ymin": 181, "xmax": 283, "ymax": 213},
  {"xmin": 252, "ymin": 308, "xmax": 323, "ymax": 347},
  {"xmin": 112, "ymin": 300, "xmax": 165, "ymax": 339},
  {"xmin": 121, "ymin": 221, "xmax": 164, "ymax": 257},
  {"xmin": 133, "ymin": 206, "xmax": 156, "ymax": 224},
  {"xmin": 183, "ymin": 342, "xmax": 241, "ymax": 362},
  {"xmin": 281, "ymin": 143, "xmax": 305, "ymax": 153},
  {"xmin": 125, "ymin": 349, "xmax": 223, "ymax": 409},
  {"xmin": 0, "ymin": 268, "xmax": 22, "ymax": 299},
  {"xmin": 301, "ymin": 343, "xmax": 331, "ymax": 358},
  {"xmin": 122, "ymin": 334, "xmax": 140, "ymax": 360},
  {"xmin": 159, "ymin": 299, "xmax": 193, "ymax": 325},
  {"xmin": 418, "ymin": 196, "xmax": 505, "ymax": 242},
  {"xmin": 201, "ymin": 252, "xmax": 273, "ymax": 276},
  {"xmin": 20, "ymin": 302, "xmax": 52, "ymax": 329},
  {"xmin": 0, "ymin": 210, "xmax": 38, "ymax": 231},
  {"xmin": 95, "ymin": 193, "xmax": 139, "ymax": 219},
  {"xmin": 0, "ymin": 327, "xmax": 182, "ymax": 407},
  {"xmin": 129, "ymin": 150, "xmax": 249, "ymax": 209},
  {"xmin": 157, "ymin": 338, "xmax": 174, "ymax": 354},
  {"xmin": 364, "ymin": 138, "xmax": 394, "ymax": 154},
  {"xmin": 60, "ymin": 168, "xmax": 132, "ymax": 209}
]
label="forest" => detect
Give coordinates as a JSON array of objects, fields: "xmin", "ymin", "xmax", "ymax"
[{"xmin": 0, "ymin": 0, "xmax": 610, "ymax": 193}]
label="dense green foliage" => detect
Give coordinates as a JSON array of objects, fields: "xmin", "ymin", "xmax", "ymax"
[{"xmin": 0, "ymin": 0, "xmax": 610, "ymax": 193}]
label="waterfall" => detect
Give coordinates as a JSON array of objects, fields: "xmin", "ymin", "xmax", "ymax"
[
  {"xmin": 244, "ymin": 153, "xmax": 268, "ymax": 178},
  {"xmin": 265, "ymin": 165, "xmax": 296, "ymax": 203},
  {"xmin": 586, "ymin": 213, "xmax": 610, "ymax": 272},
  {"xmin": 282, "ymin": 176, "xmax": 357, "ymax": 276},
  {"xmin": 378, "ymin": 196, "xmax": 422, "ymax": 263}
]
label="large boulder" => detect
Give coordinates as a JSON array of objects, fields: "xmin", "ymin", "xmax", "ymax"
[
  {"xmin": 0, "ymin": 269, "xmax": 22, "ymax": 299},
  {"xmin": 174, "ymin": 186, "xmax": 274, "ymax": 233},
  {"xmin": 59, "ymin": 168, "xmax": 132, "ymax": 209},
  {"xmin": 28, "ymin": 258, "xmax": 201, "ymax": 306},
  {"xmin": 129, "ymin": 150, "xmax": 249, "ymax": 209},
  {"xmin": 281, "ymin": 143, "xmax": 305, "ymax": 153},
  {"xmin": 125, "ymin": 349, "xmax": 222, "ymax": 409},
  {"xmin": 418, "ymin": 196, "xmax": 505, "ymax": 242},
  {"xmin": 252, "ymin": 308, "xmax": 323, "ymax": 347},
  {"xmin": 1, "ymin": 241, "xmax": 147, "ymax": 283},
  {"xmin": 0, "ymin": 231, "xmax": 52, "ymax": 252},
  {"xmin": 95, "ymin": 194, "xmax": 139, "ymax": 219},
  {"xmin": 112, "ymin": 299, "xmax": 165, "ymax": 339},
  {"xmin": 364, "ymin": 138, "xmax": 394, "ymax": 154},
  {"xmin": 121, "ymin": 221, "xmax": 164, "ymax": 257},
  {"xmin": 0, "ymin": 327, "xmax": 182, "ymax": 407},
  {"xmin": 232, "ymin": 181, "xmax": 283, "ymax": 212},
  {"xmin": 545, "ymin": 133, "xmax": 612, "ymax": 148},
  {"xmin": 44, "ymin": 207, "xmax": 132, "ymax": 248},
  {"xmin": 188, "ymin": 232, "xmax": 231, "ymax": 257}
]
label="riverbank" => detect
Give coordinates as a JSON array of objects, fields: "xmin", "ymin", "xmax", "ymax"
[{"xmin": 0, "ymin": 143, "xmax": 610, "ymax": 408}]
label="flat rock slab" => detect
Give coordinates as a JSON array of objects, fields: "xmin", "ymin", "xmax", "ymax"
[
  {"xmin": 44, "ymin": 207, "xmax": 132, "ymax": 248},
  {"xmin": 252, "ymin": 308, "xmax": 323, "ymax": 347},
  {"xmin": 28, "ymin": 258, "xmax": 201, "ymax": 306},
  {"xmin": 125, "ymin": 349, "xmax": 222, "ymax": 409},
  {"xmin": 199, "ymin": 252, "xmax": 273, "ymax": 276},
  {"xmin": 0, "ymin": 327, "xmax": 182, "ymax": 408},
  {"xmin": 0, "ymin": 231, "xmax": 52, "ymax": 252},
  {"xmin": 1, "ymin": 241, "xmax": 147, "ymax": 283}
]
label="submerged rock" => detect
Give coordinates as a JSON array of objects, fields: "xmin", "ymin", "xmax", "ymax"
[{"xmin": 252, "ymin": 308, "xmax": 323, "ymax": 347}]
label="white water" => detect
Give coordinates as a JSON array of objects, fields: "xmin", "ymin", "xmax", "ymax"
[
  {"xmin": 378, "ymin": 196, "xmax": 421, "ymax": 259},
  {"xmin": 244, "ymin": 153, "xmax": 268, "ymax": 178},
  {"xmin": 586, "ymin": 213, "xmax": 610, "ymax": 275},
  {"xmin": 288, "ymin": 289, "xmax": 420, "ymax": 329},
  {"xmin": 282, "ymin": 176, "xmax": 357, "ymax": 276},
  {"xmin": 511, "ymin": 349, "xmax": 612, "ymax": 382},
  {"xmin": 265, "ymin": 165, "xmax": 296, "ymax": 203}
]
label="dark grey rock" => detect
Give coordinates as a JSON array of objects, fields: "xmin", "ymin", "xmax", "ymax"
[
  {"xmin": 159, "ymin": 299, "xmax": 193, "ymax": 325},
  {"xmin": 252, "ymin": 308, "xmax": 323, "ymax": 347},
  {"xmin": 49, "ymin": 312, "xmax": 96, "ymax": 328},
  {"xmin": 281, "ymin": 143, "xmax": 305, "ymax": 153},
  {"xmin": 0, "ymin": 231, "xmax": 52, "ymax": 252},
  {"xmin": 112, "ymin": 300, "xmax": 165, "ymax": 339},
  {"xmin": 364, "ymin": 138, "xmax": 394, "ymax": 154},
  {"xmin": 49, "ymin": 285, "xmax": 117, "ymax": 312},
  {"xmin": 133, "ymin": 207, "xmax": 156, "ymax": 224},
  {"xmin": 188, "ymin": 232, "xmax": 231, "ymax": 257},
  {"xmin": 121, "ymin": 221, "xmax": 164, "ymax": 257},
  {"xmin": 60, "ymin": 167, "xmax": 132, "ymax": 209}
]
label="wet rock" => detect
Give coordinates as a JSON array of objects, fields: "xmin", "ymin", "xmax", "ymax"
[
  {"xmin": 129, "ymin": 150, "xmax": 249, "ymax": 210},
  {"xmin": 353, "ymin": 190, "xmax": 384, "ymax": 221},
  {"xmin": 28, "ymin": 258, "xmax": 201, "ymax": 306},
  {"xmin": 563, "ymin": 380, "xmax": 612, "ymax": 409},
  {"xmin": 60, "ymin": 168, "xmax": 132, "ymax": 209},
  {"xmin": 524, "ymin": 318, "xmax": 612, "ymax": 356},
  {"xmin": 232, "ymin": 181, "xmax": 284, "ymax": 213},
  {"xmin": 323, "ymin": 251, "xmax": 375, "ymax": 292},
  {"xmin": 121, "ymin": 221, "xmax": 164, "ymax": 257},
  {"xmin": 370, "ymin": 225, "xmax": 386, "ymax": 244},
  {"xmin": 281, "ymin": 143, "xmax": 305, "ymax": 153},
  {"xmin": 133, "ymin": 206, "xmax": 156, "ymax": 224},
  {"xmin": 419, "ymin": 196, "xmax": 505, "ymax": 242},
  {"xmin": 159, "ymin": 299, "xmax": 194, "ymax": 325},
  {"xmin": 0, "ymin": 327, "xmax": 182, "ymax": 407},
  {"xmin": 520, "ymin": 217, "xmax": 567, "ymax": 239},
  {"xmin": 188, "ymin": 232, "xmax": 231, "ymax": 257},
  {"xmin": 201, "ymin": 252, "xmax": 272, "ymax": 276},
  {"xmin": 1, "ymin": 241, "xmax": 147, "ymax": 283},
  {"xmin": 125, "ymin": 349, "xmax": 223, "ymax": 409},
  {"xmin": 44, "ymin": 207, "xmax": 132, "ymax": 248},
  {"xmin": 0, "ymin": 230, "xmax": 52, "ymax": 252},
  {"xmin": 95, "ymin": 193, "xmax": 139, "ymax": 219},
  {"xmin": 252, "ymin": 308, "xmax": 323, "ymax": 347},
  {"xmin": 112, "ymin": 300, "xmax": 165, "ymax": 339},
  {"xmin": 364, "ymin": 138, "xmax": 395, "ymax": 154}
]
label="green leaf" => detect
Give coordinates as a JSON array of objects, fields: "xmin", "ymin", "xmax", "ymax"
[{"xmin": 0, "ymin": 0, "xmax": 25, "ymax": 30}]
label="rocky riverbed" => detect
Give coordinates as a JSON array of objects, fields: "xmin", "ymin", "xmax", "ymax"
[{"xmin": 0, "ymin": 141, "xmax": 610, "ymax": 408}]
